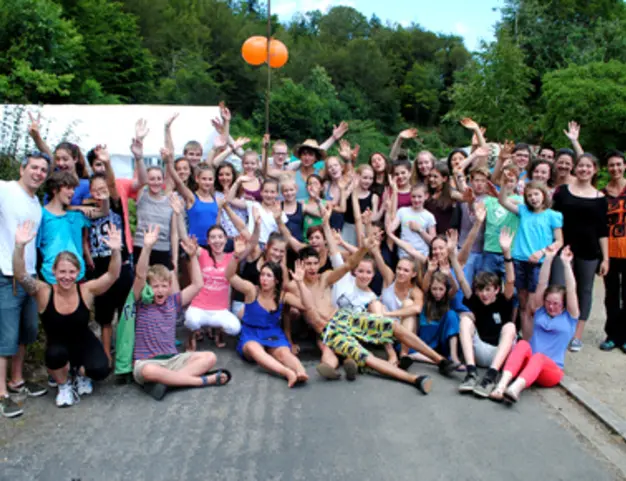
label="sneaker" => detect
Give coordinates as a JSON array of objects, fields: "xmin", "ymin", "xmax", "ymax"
[
  {"xmin": 74, "ymin": 375, "xmax": 93, "ymax": 396},
  {"xmin": 599, "ymin": 339, "xmax": 616, "ymax": 351},
  {"xmin": 8, "ymin": 381, "xmax": 48, "ymax": 397},
  {"xmin": 569, "ymin": 338, "xmax": 583, "ymax": 352},
  {"xmin": 142, "ymin": 382, "xmax": 168, "ymax": 401},
  {"xmin": 438, "ymin": 359, "xmax": 458, "ymax": 377},
  {"xmin": 55, "ymin": 382, "xmax": 79, "ymax": 408},
  {"xmin": 459, "ymin": 372, "xmax": 479, "ymax": 393},
  {"xmin": 622, "ymin": 343, "xmax": 626, "ymax": 354},
  {"xmin": 48, "ymin": 375, "xmax": 58, "ymax": 388},
  {"xmin": 0, "ymin": 395, "xmax": 23, "ymax": 418},
  {"xmin": 473, "ymin": 375, "xmax": 496, "ymax": 398}
]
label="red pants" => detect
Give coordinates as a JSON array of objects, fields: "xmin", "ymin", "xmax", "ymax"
[{"xmin": 502, "ymin": 340, "xmax": 563, "ymax": 387}]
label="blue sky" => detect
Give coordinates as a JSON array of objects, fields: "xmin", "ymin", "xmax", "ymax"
[{"xmin": 272, "ymin": 0, "xmax": 506, "ymax": 51}]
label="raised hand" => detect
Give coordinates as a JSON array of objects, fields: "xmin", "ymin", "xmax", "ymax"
[
  {"xmin": 332, "ymin": 121, "xmax": 349, "ymax": 140},
  {"xmin": 252, "ymin": 206, "xmax": 261, "ymax": 226},
  {"xmin": 160, "ymin": 147, "xmax": 173, "ymax": 164},
  {"xmin": 461, "ymin": 187, "xmax": 476, "ymax": 204},
  {"xmin": 27, "ymin": 112, "xmax": 41, "ymax": 136},
  {"xmin": 143, "ymin": 224, "xmax": 160, "ymax": 249},
  {"xmin": 388, "ymin": 174, "xmax": 398, "ymax": 192},
  {"xmin": 460, "ymin": 117, "xmax": 479, "ymax": 131},
  {"xmin": 351, "ymin": 144, "xmax": 360, "ymax": 162},
  {"xmin": 399, "ymin": 128, "xmax": 418, "ymax": 140},
  {"xmin": 15, "ymin": 221, "xmax": 37, "ymax": 247},
  {"xmin": 473, "ymin": 145, "xmax": 490, "ymax": 158},
  {"xmin": 263, "ymin": 133, "xmax": 270, "ymax": 148},
  {"xmin": 102, "ymin": 224, "xmax": 122, "ymax": 251},
  {"xmin": 362, "ymin": 208, "xmax": 372, "ymax": 225},
  {"xmin": 95, "ymin": 144, "xmax": 110, "ymax": 163},
  {"xmin": 474, "ymin": 202, "xmax": 486, "ymax": 223},
  {"xmin": 211, "ymin": 117, "xmax": 225, "ymax": 135},
  {"xmin": 168, "ymin": 192, "xmax": 184, "ymax": 215},
  {"xmin": 233, "ymin": 137, "xmax": 250, "ymax": 150},
  {"xmin": 499, "ymin": 227, "xmax": 513, "ymax": 254},
  {"xmin": 219, "ymin": 101, "xmax": 232, "ymax": 122},
  {"xmin": 233, "ymin": 235, "xmax": 247, "ymax": 257},
  {"xmin": 130, "ymin": 137, "xmax": 144, "ymax": 159},
  {"xmin": 563, "ymin": 121, "xmax": 580, "ymax": 142},
  {"xmin": 362, "ymin": 232, "xmax": 376, "ymax": 251},
  {"xmin": 321, "ymin": 203, "xmax": 333, "ymax": 225},
  {"xmin": 486, "ymin": 180, "xmax": 499, "ymax": 197},
  {"xmin": 135, "ymin": 118, "xmax": 149, "ymax": 141},
  {"xmin": 559, "ymin": 245, "xmax": 573, "ymax": 263},
  {"xmin": 180, "ymin": 236, "xmax": 199, "ymax": 258},
  {"xmin": 427, "ymin": 258, "xmax": 438, "ymax": 273},
  {"xmin": 165, "ymin": 112, "xmax": 179, "ymax": 129},
  {"xmin": 500, "ymin": 139, "xmax": 515, "ymax": 158},
  {"xmin": 446, "ymin": 229, "xmax": 458, "ymax": 256},
  {"xmin": 290, "ymin": 260, "xmax": 305, "ymax": 283},
  {"xmin": 338, "ymin": 139, "xmax": 352, "ymax": 160}
]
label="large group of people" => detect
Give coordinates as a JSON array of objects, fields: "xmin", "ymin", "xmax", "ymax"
[{"xmin": 1, "ymin": 105, "xmax": 623, "ymax": 420}]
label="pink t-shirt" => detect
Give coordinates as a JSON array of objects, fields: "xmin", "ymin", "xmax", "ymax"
[
  {"xmin": 191, "ymin": 250, "xmax": 233, "ymax": 311},
  {"xmin": 116, "ymin": 178, "xmax": 138, "ymax": 253}
]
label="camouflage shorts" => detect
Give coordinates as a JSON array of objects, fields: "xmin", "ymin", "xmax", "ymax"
[{"xmin": 322, "ymin": 309, "xmax": 395, "ymax": 367}]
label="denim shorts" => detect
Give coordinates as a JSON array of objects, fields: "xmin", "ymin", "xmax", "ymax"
[
  {"xmin": 514, "ymin": 260, "xmax": 541, "ymax": 293},
  {"xmin": 0, "ymin": 274, "xmax": 40, "ymax": 356}
]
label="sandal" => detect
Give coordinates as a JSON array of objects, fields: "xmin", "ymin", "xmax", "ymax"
[
  {"xmin": 414, "ymin": 375, "xmax": 432, "ymax": 395},
  {"xmin": 202, "ymin": 369, "xmax": 232, "ymax": 387}
]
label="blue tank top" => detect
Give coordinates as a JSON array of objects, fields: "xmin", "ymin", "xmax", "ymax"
[
  {"xmin": 187, "ymin": 193, "xmax": 218, "ymax": 246},
  {"xmin": 282, "ymin": 201, "xmax": 304, "ymax": 242},
  {"xmin": 242, "ymin": 298, "xmax": 284, "ymax": 329}
]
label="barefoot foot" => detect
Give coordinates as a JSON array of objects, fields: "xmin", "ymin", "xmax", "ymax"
[{"xmin": 286, "ymin": 369, "xmax": 298, "ymax": 388}]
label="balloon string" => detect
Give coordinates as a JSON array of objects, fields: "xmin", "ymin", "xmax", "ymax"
[{"xmin": 265, "ymin": 0, "xmax": 272, "ymax": 139}]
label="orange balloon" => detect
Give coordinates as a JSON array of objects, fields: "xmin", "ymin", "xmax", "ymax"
[
  {"xmin": 269, "ymin": 39, "xmax": 289, "ymax": 68},
  {"xmin": 242, "ymin": 36, "xmax": 268, "ymax": 66}
]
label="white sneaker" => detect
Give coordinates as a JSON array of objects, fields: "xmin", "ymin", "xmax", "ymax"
[
  {"xmin": 56, "ymin": 382, "xmax": 79, "ymax": 408},
  {"xmin": 74, "ymin": 375, "xmax": 93, "ymax": 396}
]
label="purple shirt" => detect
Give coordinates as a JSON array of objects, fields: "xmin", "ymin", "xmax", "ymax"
[{"xmin": 133, "ymin": 293, "xmax": 182, "ymax": 361}]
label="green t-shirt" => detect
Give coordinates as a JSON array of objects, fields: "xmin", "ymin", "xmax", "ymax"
[
  {"xmin": 303, "ymin": 199, "xmax": 327, "ymax": 241},
  {"xmin": 483, "ymin": 195, "xmax": 522, "ymax": 254}
]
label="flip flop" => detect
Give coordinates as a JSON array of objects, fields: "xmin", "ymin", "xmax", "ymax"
[
  {"xmin": 316, "ymin": 362, "xmax": 341, "ymax": 380},
  {"xmin": 202, "ymin": 369, "xmax": 232, "ymax": 387}
]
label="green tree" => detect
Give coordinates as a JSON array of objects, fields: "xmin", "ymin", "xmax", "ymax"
[
  {"xmin": 59, "ymin": 0, "xmax": 156, "ymax": 103},
  {"xmin": 0, "ymin": 0, "xmax": 85, "ymax": 102},
  {"xmin": 400, "ymin": 62, "xmax": 442, "ymax": 126},
  {"xmin": 541, "ymin": 60, "xmax": 626, "ymax": 154},
  {"xmin": 447, "ymin": 30, "xmax": 536, "ymax": 141}
]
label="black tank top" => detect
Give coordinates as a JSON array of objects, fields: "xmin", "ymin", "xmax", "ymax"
[
  {"xmin": 344, "ymin": 192, "xmax": 373, "ymax": 224},
  {"xmin": 232, "ymin": 255, "xmax": 263, "ymax": 302},
  {"xmin": 41, "ymin": 286, "xmax": 90, "ymax": 343}
]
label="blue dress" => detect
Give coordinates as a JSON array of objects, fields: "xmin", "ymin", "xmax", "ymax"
[{"xmin": 236, "ymin": 298, "xmax": 290, "ymax": 357}]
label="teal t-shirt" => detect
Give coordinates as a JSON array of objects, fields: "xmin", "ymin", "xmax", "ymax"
[
  {"xmin": 483, "ymin": 195, "xmax": 522, "ymax": 254},
  {"xmin": 37, "ymin": 209, "xmax": 90, "ymax": 284},
  {"xmin": 512, "ymin": 205, "xmax": 563, "ymax": 262}
]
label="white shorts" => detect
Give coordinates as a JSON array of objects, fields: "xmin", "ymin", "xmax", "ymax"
[{"xmin": 184, "ymin": 306, "xmax": 241, "ymax": 336}]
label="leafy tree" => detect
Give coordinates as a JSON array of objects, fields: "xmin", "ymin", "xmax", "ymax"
[
  {"xmin": 0, "ymin": 0, "xmax": 84, "ymax": 102},
  {"xmin": 541, "ymin": 60, "xmax": 626, "ymax": 154},
  {"xmin": 447, "ymin": 30, "xmax": 536, "ymax": 141}
]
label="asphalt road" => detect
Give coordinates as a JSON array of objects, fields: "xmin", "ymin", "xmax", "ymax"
[{"xmin": 0, "ymin": 347, "xmax": 620, "ymax": 481}]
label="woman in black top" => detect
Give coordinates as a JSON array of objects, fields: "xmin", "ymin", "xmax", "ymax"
[
  {"xmin": 551, "ymin": 153, "xmax": 609, "ymax": 352},
  {"xmin": 13, "ymin": 221, "xmax": 121, "ymax": 408}
]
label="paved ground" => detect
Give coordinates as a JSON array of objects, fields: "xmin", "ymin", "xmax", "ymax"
[
  {"xmin": 1, "ymin": 345, "xmax": 623, "ymax": 481},
  {"xmin": 565, "ymin": 281, "xmax": 626, "ymax": 420}
]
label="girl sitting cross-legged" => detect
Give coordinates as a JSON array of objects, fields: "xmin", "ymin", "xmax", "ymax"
[{"xmin": 226, "ymin": 237, "xmax": 314, "ymax": 388}]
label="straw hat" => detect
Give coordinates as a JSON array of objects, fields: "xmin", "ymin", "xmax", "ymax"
[{"xmin": 293, "ymin": 139, "xmax": 327, "ymax": 160}]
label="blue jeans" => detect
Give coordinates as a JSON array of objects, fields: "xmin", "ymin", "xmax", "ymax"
[
  {"xmin": 482, "ymin": 252, "xmax": 505, "ymax": 278},
  {"xmin": 0, "ymin": 274, "xmax": 39, "ymax": 356},
  {"xmin": 463, "ymin": 252, "xmax": 485, "ymax": 285}
]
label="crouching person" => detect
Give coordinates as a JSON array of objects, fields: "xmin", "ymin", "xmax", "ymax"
[
  {"xmin": 451, "ymin": 228, "xmax": 517, "ymax": 398},
  {"xmin": 132, "ymin": 225, "xmax": 231, "ymax": 401}
]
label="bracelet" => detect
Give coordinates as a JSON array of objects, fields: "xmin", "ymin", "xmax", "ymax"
[{"xmin": 503, "ymin": 257, "xmax": 513, "ymax": 263}]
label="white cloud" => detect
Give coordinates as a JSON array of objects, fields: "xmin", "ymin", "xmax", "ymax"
[{"xmin": 272, "ymin": 0, "xmax": 298, "ymax": 17}]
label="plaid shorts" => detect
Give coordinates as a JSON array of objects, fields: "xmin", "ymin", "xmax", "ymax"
[{"xmin": 322, "ymin": 309, "xmax": 395, "ymax": 367}]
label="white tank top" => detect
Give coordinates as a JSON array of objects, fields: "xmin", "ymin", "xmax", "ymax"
[{"xmin": 381, "ymin": 281, "xmax": 412, "ymax": 312}]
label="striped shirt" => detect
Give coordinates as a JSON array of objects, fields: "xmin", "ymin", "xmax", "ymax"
[{"xmin": 133, "ymin": 293, "xmax": 182, "ymax": 361}]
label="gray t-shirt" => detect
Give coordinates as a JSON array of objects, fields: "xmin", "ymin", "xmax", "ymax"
[{"xmin": 134, "ymin": 191, "xmax": 173, "ymax": 251}]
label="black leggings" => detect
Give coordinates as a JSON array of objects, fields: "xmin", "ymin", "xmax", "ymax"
[
  {"xmin": 45, "ymin": 329, "xmax": 110, "ymax": 381},
  {"xmin": 604, "ymin": 258, "xmax": 626, "ymax": 344},
  {"xmin": 94, "ymin": 263, "xmax": 134, "ymax": 327}
]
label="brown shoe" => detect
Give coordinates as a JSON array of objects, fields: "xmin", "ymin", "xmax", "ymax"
[
  {"xmin": 316, "ymin": 362, "xmax": 341, "ymax": 380},
  {"xmin": 343, "ymin": 359, "xmax": 358, "ymax": 381}
]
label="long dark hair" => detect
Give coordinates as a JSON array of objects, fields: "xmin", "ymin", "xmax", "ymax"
[
  {"xmin": 424, "ymin": 271, "xmax": 452, "ymax": 321},
  {"xmin": 175, "ymin": 157, "xmax": 197, "ymax": 191},
  {"xmin": 205, "ymin": 225, "xmax": 227, "ymax": 267},
  {"xmin": 429, "ymin": 163, "xmax": 454, "ymax": 209},
  {"xmin": 214, "ymin": 162, "xmax": 238, "ymax": 193},
  {"xmin": 260, "ymin": 261, "xmax": 283, "ymax": 308}
]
